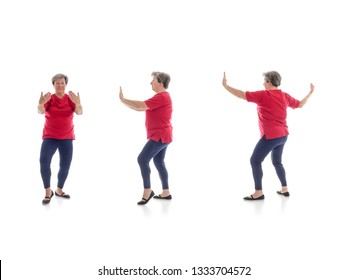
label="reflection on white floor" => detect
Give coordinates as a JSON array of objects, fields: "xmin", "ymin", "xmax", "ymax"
[{"xmin": 1, "ymin": 137, "xmax": 346, "ymax": 280}]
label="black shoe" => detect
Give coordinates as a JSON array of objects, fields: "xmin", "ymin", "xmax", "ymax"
[
  {"xmin": 55, "ymin": 191, "xmax": 70, "ymax": 199},
  {"xmin": 137, "ymin": 191, "xmax": 155, "ymax": 205},
  {"xmin": 277, "ymin": 191, "xmax": 290, "ymax": 197},
  {"xmin": 42, "ymin": 190, "xmax": 54, "ymax": 205},
  {"xmin": 243, "ymin": 194, "xmax": 265, "ymax": 200},
  {"xmin": 153, "ymin": 194, "xmax": 172, "ymax": 200}
]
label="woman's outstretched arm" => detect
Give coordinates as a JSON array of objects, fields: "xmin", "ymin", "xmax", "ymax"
[
  {"xmin": 299, "ymin": 83, "xmax": 315, "ymax": 108},
  {"xmin": 222, "ymin": 72, "xmax": 246, "ymax": 100}
]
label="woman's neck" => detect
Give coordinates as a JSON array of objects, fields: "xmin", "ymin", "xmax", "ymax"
[{"xmin": 55, "ymin": 92, "xmax": 65, "ymax": 98}]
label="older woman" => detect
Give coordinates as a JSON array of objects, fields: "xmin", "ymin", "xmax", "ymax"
[
  {"xmin": 38, "ymin": 73, "xmax": 83, "ymax": 205},
  {"xmin": 119, "ymin": 72, "xmax": 173, "ymax": 205},
  {"xmin": 222, "ymin": 71, "xmax": 314, "ymax": 200}
]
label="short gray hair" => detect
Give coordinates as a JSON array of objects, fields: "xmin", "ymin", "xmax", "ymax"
[
  {"xmin": 52, "ymin": 73, "xmax": 69, "ymax": 85},
  {"xmin": 152, "ymin": 71, "xmax": 171, "ymax": 89},
  {"xmin": 263, "ymin": 71, "xmax": 281, "ymax": 87}
]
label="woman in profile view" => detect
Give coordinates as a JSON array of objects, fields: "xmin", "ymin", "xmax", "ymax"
[{"xmin": 119, "ymin": 72, "xmax": 173, "ymax": 205}]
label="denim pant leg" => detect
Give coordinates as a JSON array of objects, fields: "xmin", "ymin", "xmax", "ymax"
[
  {"xmin": 271, "ymin": 139, "xmax": 288, "ymax": 186},
  {"xmin": 137, "ymin": 139, "xmax": 169, "ymax": 189},
  {"xmin": 250, "ymin": 136, "xmax": 288, "ymax": 190},
  {"xmin": 153, "ymin": 146, "xmax": 169, "ymax": 189},
  {"xmin": 40, "ymin": 139, "xmax": 59, "ymax": 189},
  {"xmin": 57, "ymin": 140, "xmax": 73, "ymax": 188}
]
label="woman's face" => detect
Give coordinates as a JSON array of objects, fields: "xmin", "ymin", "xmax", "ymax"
[
  {"xmin": 263, "ymin": 79, "xmax": 271, "ymax": 89},
  {"xmin": 150, "ymin": 76, "xmax": 161, "ymax": 92},
  {"xmin": 54, "ymin": 78, "xmax": 66, "ymax": 94}
]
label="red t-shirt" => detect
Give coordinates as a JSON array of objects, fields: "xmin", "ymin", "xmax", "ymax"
[
  {"xmin": 246, "ymin": 90, "xmax": 300, "ymax": 139},
  {"xmin": 144, "ymin": 92, "xmax": 173, "ymax": 143},
  {"xmin": 42, "ymin": 94, "xmax": 76, "ymax": 139}
]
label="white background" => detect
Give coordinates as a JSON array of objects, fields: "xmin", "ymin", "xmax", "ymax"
[{"xmin": 1, "ymin": 0, "xmax": 346, "ymax": 279}]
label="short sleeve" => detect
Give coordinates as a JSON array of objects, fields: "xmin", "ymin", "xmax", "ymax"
[
  {"xmin": 145, "ymin": 93, "xmax": 165, "ymax": 110},
  {"xmin": 285, "ymin": 93, "xmax": 300, "ymax": 109},
  {"xmin": 68, "ymin": 95, "xmax": 76, "ymax": 111},
  {"xmin": 246, "ymin": 90, "xmax": 264, "ymax": 104},
  {"xmin": 44, "ymin": 98, "xmax": 51, "ymax": 110}
]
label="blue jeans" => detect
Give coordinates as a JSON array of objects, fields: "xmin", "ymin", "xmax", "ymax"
[
  {"xmin": 137, "ymin": 139, "xmax": 170, "ymax": 189},
  {"xmin": 250, "ymin": 135, "xmax": 288, "ymax": 190},
  {"xmin": 40, "ymin": 139, "xmax": 73, "ymax": 189}
]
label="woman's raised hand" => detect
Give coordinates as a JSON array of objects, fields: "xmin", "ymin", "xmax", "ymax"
[
  {"xmin": 69, "ymin": 91, "xmax": 81, "ymax": 105},
  {"xmin": 39, "ymin": 92, "xmax": 52, "ymax": 105}
]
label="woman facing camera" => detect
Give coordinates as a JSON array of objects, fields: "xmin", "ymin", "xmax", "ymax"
[{"xmin": 38, "ymin": 73, "xmax": 83, "ymax": 205}]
